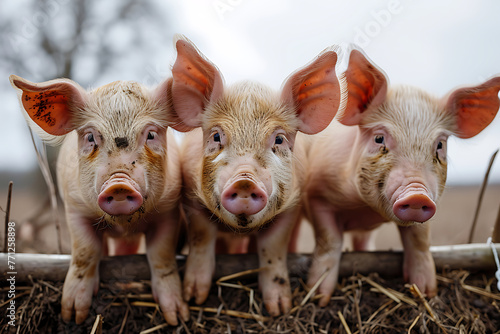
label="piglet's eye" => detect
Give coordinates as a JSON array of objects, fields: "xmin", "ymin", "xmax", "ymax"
[
  {"xmin": 87, "ymin": 133, "xmax": 95, "ymax": 143},
  {"xmin": 213, "ymin": 132, "xmax": 221, "ymax": 142},
  {"xmin": 147, "ymin": 131, "xmax": 155, "ymax": 140},
  {"xmin": 437, "ymin": 141, "xmax": 443, "ymax": 150},
  {"xmin": 374, "ymin": 135, "xmax": 384, "ymax": 144},
  {"xmin": 275, "ymin": 135, "xmax": 284, "ymax": 145}
]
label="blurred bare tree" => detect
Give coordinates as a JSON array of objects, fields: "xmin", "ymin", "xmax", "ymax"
[
  {"xmin": 0, "ymin": 0, "xmax": 172, "ymax": 84},
  {"xmin": 0, "ymin": 0, "xmax": 173, "ymax": 253}
]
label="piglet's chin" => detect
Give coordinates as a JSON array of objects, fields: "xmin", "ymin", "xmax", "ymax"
[{"xmin": 216, "ymin": 209, "xmax": 265, "ymax": 233}]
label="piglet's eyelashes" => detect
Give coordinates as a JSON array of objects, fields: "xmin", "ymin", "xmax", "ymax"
[
  {"xmin": 206, "ymin": 128, "xmax": 227, "ymax": 153},
  {"xmin": 209, "ymin": 128, "xmax": 226, "ymax": 146},
  {"xmin": 83, "ymin": 128, "xmax": 101, "ymax": 146},
  {"xmin": 274, "ymin": 134, "xmax": 285, "ymax": 145},
  {"xmin": 80, "ymin": 128, "xmax": 101, "ymax": 155},
  {"xmin": 435, "ymin": 136, "xmax": 448, "ymax": 154},
  {"xmin": 143, "ymin": 125, "xmax": 161, "ymax": 141},
  {"xmin": 273, "ymin": 133, "xmax": 289, "ymax": 147},
  {"xmin": 434, "ymin": 137, "xmax": 448, "ymax": 163},
  {"xmin": 142, "ymin": 125, "xmax": 165, "ymax": 152},
  {"xmin": 268, "ymin": 130, "xmax": 291, "ymax": 151},
  {"xmin": 435, "ymin": 135, "xmax": 448, "ymax": 151},
  {"xmin": 370, "ymin": 128, "xmax": 391, "ymax": 152},
  {"xmin": 87, "ymin": 132, "xmax": 95, "ymax": 143},
  {"xmin": 374, "ymin": 134, "xmax": 385, "ymax": 145}
]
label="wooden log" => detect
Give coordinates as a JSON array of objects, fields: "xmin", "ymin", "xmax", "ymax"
[{"xmin": 1, "ymin": 243, "xmax": 499, "ymax": 284}]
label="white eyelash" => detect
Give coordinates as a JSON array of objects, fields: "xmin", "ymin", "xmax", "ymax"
[
  {"xmin": 212, "ymin": 150, "xmax": 226, "ymax": 164},
  {"xmin": 270, "ymin": 152, "xmax": 285, "ymax": 166}
]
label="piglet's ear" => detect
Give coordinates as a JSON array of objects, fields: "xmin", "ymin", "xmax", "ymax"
[
  {"xmin": 281, "ymin": 46, "xmax": 342, "ymax": 134},
  {"xmin": 338, "ymin": 47, "xmax": 388, "ymax": 126},
  {"xmin": 171, "ymin": 35, "xmax": 224, "ymax": 131},
  {"xmin": 152, "ymin": 77, "xmax": 193, "ymax": 132},
  {"xmin": 10, "ymin": 75, "xmax": 85, "ymax": 136},
  {"xmin": 443, "ymin": 76, "xmax": 500, "ymax": 139}
]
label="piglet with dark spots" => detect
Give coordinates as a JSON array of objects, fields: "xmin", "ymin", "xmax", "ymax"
[
  {"xmin": 10, "ymin": 74, "xmax": 190, "ymax": 325},
  {"xmin": 295, "ymin": 45, "xmax": 500, "ymax": 307},
  {"xmin": 171, "ymin": 36, "xmax": 343, "ymax": 316}
]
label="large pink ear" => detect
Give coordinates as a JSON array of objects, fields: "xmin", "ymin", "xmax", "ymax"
[
  {"xmin": 338, "ymin": 47, "xmax": 388, "ymax": 126},
  {"xmin": 170, "ymin": 36, "xmax": 224, "ymax": 131},
  {"xmin": 152, "ymin": 77, "xmax": 193, "ymax": 132},
  {"xmin": 9, "ymin": 75, "xmax": 85, "ymax": 136},
  {"xmin": 281, "ymin": 46, "xmax": 342, "ymax": 134},
  {"xmin": 443, "ymin": 76, "xmax": 500, "ymax": 139}
]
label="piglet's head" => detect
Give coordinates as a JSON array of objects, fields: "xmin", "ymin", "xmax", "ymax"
[
  {"xmin": 172, "ymin": 36, "xmax": 342, "ymax": 231},
  {"xmin": 339, "ymin": 45, "xmax": 500, "ymax": 226},
  {"xmin": 10, "ymin": 75, "xmax": 181, "ymax": 225}
]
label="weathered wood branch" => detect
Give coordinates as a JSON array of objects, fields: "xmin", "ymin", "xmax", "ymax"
[
  {"xmin": 492, "ymin": 204, "xmax": 500, "ymax": 243},
  {"xmin": 1, "ymin": 243, "xmax": 499, "ymax": 283}
]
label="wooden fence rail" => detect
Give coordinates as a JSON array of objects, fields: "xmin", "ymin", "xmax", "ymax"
[{"xmin": 1, "ymin": 243, "xmax": 499, "ymax": 283}]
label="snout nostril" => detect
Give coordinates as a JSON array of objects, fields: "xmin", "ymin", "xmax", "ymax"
[
  {"xmin": 231, "ymin": 193, "xmax": 238, "ymax": 199},
  {"xmin": 107, "ymin": 196, "xmax": 113, "ymax": 202},
  {"xmin": 251, "ymin": 193, "xmax": 258, "ymax": 199},
  {"xmin": 401, "ymin": 204, "xmax": 409, "ymax": 210},
  {"xmin": 127, "ymin": 196, "xmax": 134, "ymax": 201},
  {"xmin": 422, "ymin": 206, "xmax": 432, "ymax": 212}
]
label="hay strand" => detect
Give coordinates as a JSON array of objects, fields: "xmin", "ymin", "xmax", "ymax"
[
  {"xmin": 468, "ymin": 148, "xmax": 498, "ymax": 243},
  {"xmin": 338, "ymin": 310, "xmax": 352, "ymax": 334},
  {"xmin": 3, "ymin": 181, "xmax": 13, "ymax": 253},
  {"xmin": 364, "ymin": 276, "xmax": 401, "ymax": 303},
  {"xmin": 89, "ymin": 314, "xmax": 103, "ymax": 334},
  {"xmin": 189, "ymin": 306, "xmax": 269, "ymax": 322},
  {"xmin": 139, "ymin": 323, "xmax": 168, "ymax": 334},
  {"xmin": 28, "ymin": 129, "xmax": 62, "ymax": 254},
  {"xmin": 216, "ymin": 267, "xmax": 265, "ymax": 283}
]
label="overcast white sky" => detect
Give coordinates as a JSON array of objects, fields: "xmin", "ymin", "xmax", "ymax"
[{"xmin": 1, "ymin": 0, "xmax": 500, "ymax": 184}]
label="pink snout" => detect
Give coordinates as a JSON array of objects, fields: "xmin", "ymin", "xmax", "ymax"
[
  {"xmin": 221, "ymin": 178, "xmax": 268, "ymax": 216},
  {"xmin": 98, "ymin": 182, "xmax": 143, "ymax": 216},
  {"xmin": 393, "ymin": 193, "xmax": 436, "ymax": 223}
]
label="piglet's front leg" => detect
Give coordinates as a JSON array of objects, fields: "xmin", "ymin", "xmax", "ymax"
[
  {"xmin": 62, "ymin": 213, "xmax": 102, "ymax": 324},
  {"xmin": 257, "ymin": 208, "xmax": 300, "ymax": 316},
  {"xmin": 183, "ymin": 205, "xmax": 218, "ymax": 305},
  {"xmin": 146, "ymin": 212, "xmax": 189, "ymax": 326},
  {"xmin": 307, "ymin": 199, "xmax": 344, "ymax": 307},
  {"xmin": 398, "ymin": 223, "xmax": 437, "ymax": 297}
]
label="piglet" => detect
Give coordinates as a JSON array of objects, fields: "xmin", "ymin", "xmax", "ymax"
[
  {"xmin": 10, "ymin": 75, "xmax": 190, "ymax": 325},
  {"xmin": 171, "ymin": 36, "xmax": 343, "ymax": 315},
  {"xmin": 301, "ymin": 46, "xmax": 500, "ymax": 306}
]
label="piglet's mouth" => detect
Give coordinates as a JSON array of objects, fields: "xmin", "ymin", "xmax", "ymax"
[
  {"xmin": 222, "ymin": 214, "xmax": 262, "ymax": 233},
  {"xmin": 98, "ymin": 173, "xmax": 143, "ymax": 216}
]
